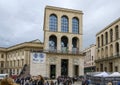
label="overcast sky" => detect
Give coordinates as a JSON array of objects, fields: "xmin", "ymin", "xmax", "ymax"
[{"xmin": 0, "ymin": 0, "xmax": 120, "ymax": 49}]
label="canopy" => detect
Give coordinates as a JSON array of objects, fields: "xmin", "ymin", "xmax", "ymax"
[
  {"xmin": 94, "ymin": 72, "xmax": 109, "ymax": 77},
  {"xmin": 108, "ymin": 72, "xmax": 120, "ymax": 77}
]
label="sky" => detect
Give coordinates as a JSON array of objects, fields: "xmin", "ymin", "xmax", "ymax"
[{"xmin": 0, "ymin": 0, "xmax": 120, "ymax": 49}]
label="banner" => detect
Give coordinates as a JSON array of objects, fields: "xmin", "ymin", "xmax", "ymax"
[{"xmin": 32, "ymin": 53, "xmax": 46, "ymax": 63}]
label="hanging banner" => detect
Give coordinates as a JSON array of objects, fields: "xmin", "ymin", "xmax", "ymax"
[{"xmin": 32, "ymin": 53, "xmax": 46, "ymax": 63}]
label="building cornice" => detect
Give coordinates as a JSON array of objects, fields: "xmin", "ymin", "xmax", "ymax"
[
  {"xmin": 0, "ymin": 39, "xmax": 44, "ymax": 52},
  {"xmin": 46, "ymin": 5, "xmax": 83, "ymax": 14},
  {"xmin": 96, "ymin": 17, "xmax": 120, "ymax": 36}
]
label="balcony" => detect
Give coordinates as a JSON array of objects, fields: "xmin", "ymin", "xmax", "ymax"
[
  {"xmin": 95, "ymin": 53, "xmax": 120, "ymax": 62},
  {"xmin": 44, "ymin": 47, "xmax": 83, "ymax": 55}
]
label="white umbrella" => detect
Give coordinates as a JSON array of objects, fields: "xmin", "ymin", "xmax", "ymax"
[
  {"xmin": 108, "ymin": 72, "xmax": 120, "ymax": 77},
  {"xmin": 94, "ymin": 72, "xmax": 109, "ymax": 77}
]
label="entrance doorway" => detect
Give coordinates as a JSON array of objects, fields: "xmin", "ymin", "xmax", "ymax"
[
  {"xmin": 74, "ymin": 65, "xmax": 79, "ymax": 76},
  {"xmin": 61, "ymin": 59, "xmax": 68, "ymax": 76},
  {"xmin": 50, "ymin": 65, "xmax": 56, "ymax": 79}
]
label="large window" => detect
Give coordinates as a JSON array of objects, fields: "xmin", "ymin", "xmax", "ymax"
[
  {"xmin": 61, "ymin": 16, "xmax": 68, "ymax": 32},
  {"xmin": 115, "ymin": 42, "xmax": 119, "ymax": 55},
  {"xmin": 49, "ymin": 35, "xmax": 57, "ymax": 51},
  {"xmin": 72, "ymin": 17, "xmax": 79, "ymax": 34},
  {"xmin": 105, "ymin": 32, "xmax": 108, "ymax": 44},
  {"xmin": 49, "ymin": 14, "xmax": 57, "ymax": 32},
  {"xmin": 97, "ymin": 37, "xmax": 100, "ymax": 47},
  {"xmin": 101, "ymin": 35, "xmax": 104, "ymax": 46},
  {"xmin": 110, "ymin": 29, "xmax": 113, "ymax": 42},
  {"xmin": 115, "ymin": 25, "xmax": 119, "ymax": 40}
]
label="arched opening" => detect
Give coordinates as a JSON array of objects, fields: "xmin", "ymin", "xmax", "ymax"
[
  {"xmin": 105, "ymin": 46, "xmax": 108, "ymax": 57},
  {"xmin": 97, "ymin": 50, "xmax": 100, "ymax": 59},
  {"xmin": 101, "ymin": 48, "xmax": 104, "ymax": 58},
  {"xmin": 101, "ymin": 35, "xmax": 104, "ymax": 46},
  {"xmin": 105, "ymin": 32, "xmax": 108, "ymax": 44},
  {"xmin": 115, "ymin": 42, "xmax": 119, "ymax": 56},
  {"xmin": 49, "ymin": 35, "xmax": 57, "ymax": 51},
  {"xmin": 61, "ymin": 16, "xmax": 69, "ymax": 32},
  {"xmin": 110, "ymin": 44, "xmax": 113, "ymax": 56},
  {"xmin": 115, "ymin": 25, "xmax": 119, "ymax": 40},
  {"xmin": 72, "ymin": 17, "xmax": 79, "ymax": 34},
  {"xmin": 110, "ymin": 29, "xmax": 113, "ymax": 42},
  {"xmin": 49, "ymin": 14, "xmax": 58, "ymax": 32},
  {"xmin": 97, "ymin": 37, "xmax": 100, "ymax": 47},
  {"xmin": 72, "ymin": 37, "xmax": 79, "ymax": 53},
  {"xmin": 61, "ymin": 36, "xmax": 68, "ymax": 53}
]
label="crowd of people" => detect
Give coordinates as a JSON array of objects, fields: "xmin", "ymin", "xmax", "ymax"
[{"xmin": 0, "ymin": 75, "xmax": 82, "ymax": 85}]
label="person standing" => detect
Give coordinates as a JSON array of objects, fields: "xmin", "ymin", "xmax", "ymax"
[{"xmin": 37, "ymin": 75, "xmax": 44, "ymax": 85}]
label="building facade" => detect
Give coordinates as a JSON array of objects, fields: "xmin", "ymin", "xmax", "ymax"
[
  {"xmin": 0, "ymin": 6, "xmax": 84, "ymax": 78},
  {"xmin": 43, "ymin": 6, "xmax": 84, "ymax": 78},
  {"xmin": 84, "ymin": 44, "xmax": 96, "ymax": 74},
  {"xmin": 0, "ymin": 39, "xmax": 43, "ymax": 76},
  {"xmin": 95, "ymin": 18, "xmax": 120, "ymax": 72}
]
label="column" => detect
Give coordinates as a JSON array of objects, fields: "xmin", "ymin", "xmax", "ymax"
[
  {"xmin": 108, "ymin": 45, "xmax": 110, "ymax": 57},
  {"xmin": 113, "ymin": 28, "xmax": 115, "ymax": 41},
  {"xmin": 57, "ymin": 36, "xmax": 61, "ymax": 52},
  {"xmin": 69, "ymin": 17, "xmax": 72, "ymax": 33},
  {"xmin": 113, "ymin": 43, "xmax": 116, "ymax": 56},
  {"xmin": 44, "ymin": 33, "xmax": 49, "ymax": 51},
  {"xmin": 69, "ymin": 58, "xmax": 73, "ymax": 77},
  {"xmin": 79, "ymin": 15, "xmax": 83, "ymax": 35},
  {"xmin": 68, "ymin": 37, "xmax": 72, "ymax": 52},
  {"xmin": 79, "ymin": 37, "xmax": 82, "ymax": 51},
  {"xmin": 56, "ymin": 58, "xmax": 61, "ymax": 77},
  {"xmin": 58, "ymin": 15, "xmax": 61, "ymax": 32}
]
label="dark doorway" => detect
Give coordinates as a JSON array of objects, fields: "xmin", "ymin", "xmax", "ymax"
[
  {"xmin": 50, "ymin": 65, "xmax": 56, "ymax": 79},
  {"xmin": 74, "ymin": 65, "xmax": 79, "ymax": 76},
  {"xmin": 109, "ymin": 62, "xmax": 113, "ymax": 72},
  {"xmin": 61, "ymin": 59, "xmax": 68, "ymax": 76}
]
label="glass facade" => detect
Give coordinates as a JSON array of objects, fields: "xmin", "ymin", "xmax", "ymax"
[
  {"xmin": 61, "ymin": 16, "xmax": 68, "ymax": 32},
  {"xmin": 49, "ymin": 14, "xmax": 57, "ymax": 32},
  {"xmin": 72, "ymin": 18, "xmax": 79, "ymax": 34}
]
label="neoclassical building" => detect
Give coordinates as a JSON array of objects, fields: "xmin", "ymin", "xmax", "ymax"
[
  {"xmin": 84, "ymin": 44, "xmax": 96, "ymax": 73},
  {"xmin": 0, "ymin": 39, "xmax": 43, "ymax": 75},
  {"xmin": 42, "ymin": 6, "xmax": 84, "ymax": 78},
  {"xmin": 95, "ymin": 17, "xmax": 120, "ymax": 72},
  {"xmin": 0, "ymin": 6, "xmax": 84, "ymax": 78}
]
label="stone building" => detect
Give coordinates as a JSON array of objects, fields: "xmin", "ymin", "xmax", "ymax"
[
  {"xmin": 84, "ymin": 44, "xmax": 96, "ymax": 73},
  {"xmin": 42, "ymin": 6, "xmax": 84, "ymax": 78},
  {"xmin": 95, "ymin": 17, "xmax": 120, "ymax": 72},
  {"xmin": 0, "ymin": 39, "xmax": 43, "ymax": 75},
  {"xmin": 0, "ymin": 6, "xmax": 84, "ymax": 78}
]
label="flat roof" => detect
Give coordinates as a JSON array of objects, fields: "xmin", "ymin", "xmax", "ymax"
[
  {"xmin": 96, "ymin": 17, "xmax": 120, "ymax": 36},
  {"xmin": 46, "ymin": 5, "xmax": 83, "ymax": 14}
]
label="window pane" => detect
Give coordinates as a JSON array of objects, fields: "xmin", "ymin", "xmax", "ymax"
[
  {"xmin": 49, "ymin": 14, "xmax": 57, "ymax": 32},
  {"xmin": 61, "ymin": 16, "xmax": 68, "ymax": 32},
  {"xmin": 72, "ymin": 18, "xmax": 79, "ymax": 34}
]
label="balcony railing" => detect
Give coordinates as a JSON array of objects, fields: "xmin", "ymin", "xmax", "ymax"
[
  {"xmin": 95, "ymin": 53, "xmax": 120, "ymax": 62},
  {"xmin": 44, "ymin": 47, "xmax": 83, "ymax": 55}
]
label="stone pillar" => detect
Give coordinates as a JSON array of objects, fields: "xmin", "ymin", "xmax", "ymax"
[
  {"xmin": 44, "ymin": 33, "xmax": 49, "ymax": 51},
  {"xmin": 113, "ymin": 28, "xmax": 115, "ymax": 41},
  {"xmin": 69, "ymin": 58, "xmax": 73, "ymax": 77},
  {"xmin": 113, "ymin": 43, "xmax": 116, "ymax": 56},
  {"xmin": 57, "ymin": 36, "xmax": 61, "ymax": 52},
  {"xmin": 58, "ymin": 15, "xmax": 61, "ymax": 32},
  {"xmin": 56, "ymin": 57, "xmax": 61, "ymax": 77},
  {"xmin": 68, "ymin": 37, "xmax": 72, "ymax": 52},
  {"xmin": 108, "ymin": 46, "xmax": 110, "ymax": 57},
  {"xmin": 25, "ymin": 51, "xmax": 29, "ymax": 65},
  {"xmin": 108, "ymin": 30, "xmax": 110, "ymax": 43},
  {"xmin": 69, "ymin": 17, "xmax": 72, "ymax": 33},
  {"xmin": 79, "ymin": 57, "xmax": 84, "ymax": 75},
  {"xmin": 46, "ymin": 57, "xmax": 49, "ymax": 78}
]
